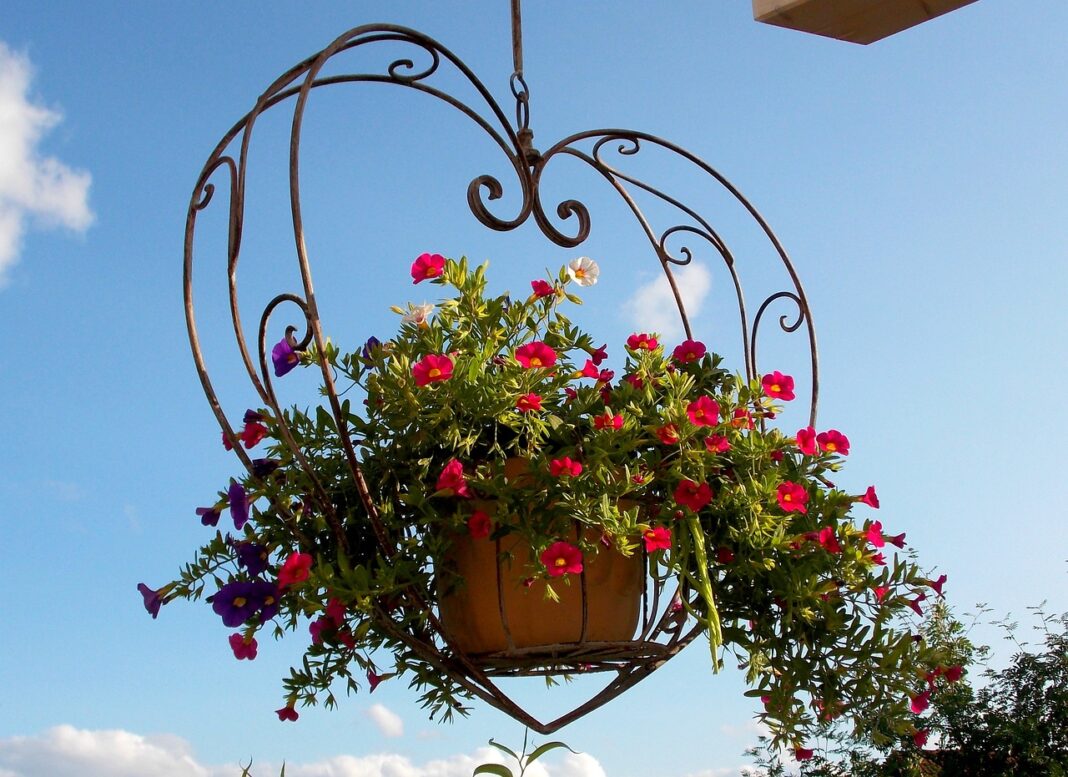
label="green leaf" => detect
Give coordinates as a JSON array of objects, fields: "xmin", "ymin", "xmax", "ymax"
[
  {"xmin": 487, "ymin": 738, "xmax": 519, "ymax": 761},
  {"xmin": 525, "ymin": 740, "xmax": 578, "ymax": 763},
  {"xmin": 472, "ymin": 765, "xmax": 513, "ymax": 777}
]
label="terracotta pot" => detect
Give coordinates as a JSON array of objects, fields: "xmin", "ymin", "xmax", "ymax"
[{"xmin": 438, "ymin": 524, "xmax": 644, "ymax": 656}]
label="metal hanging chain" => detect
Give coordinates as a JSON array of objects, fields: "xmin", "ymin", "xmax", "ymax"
[{"xmin": 510, "ymin": 0, "xmax": 538, "ymax": 162}]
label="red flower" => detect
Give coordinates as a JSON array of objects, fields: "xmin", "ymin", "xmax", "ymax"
[
  {"xmin": 860, "ymin": 485, "xmax": 880, "ymax": 508},
  {"xmin": 531, "ymin": 279, "xmax": 554, "ymax": 298},
  {"xmin": 794, "ymin": 747, "xmax": 814, "ymax": 762},
  {"xmin": 410, "ymin": 252, "xmax": 445, "ymax": 283},
  {"xmin": 761, "ymin": 371, "xmax": 795, "ymax": 401},
  {"xmin": 944, "ymin": 665, "xmax": 963, "ymax": 683},
  {"xmin": 704, "ymin": 434, "xmax": 730, "ymax": 453},
  {"xmin": 516, "ymin": 393, "xmax": 542, "ymax": 413},
  {"xmin": 817, "ymin": 429, "xmax": 850, "ymax": 455},
  {"xmin": 866, "ymin": 520, "xmax": 885, "ymax": 548},
  {"xmin": 929, "ymin": 574, "xmax": 947, "ymax": 597},
  {"xmin": 515, "ymin": 341, "xmax": 557, "ymax": 369},
  {"xmin": 240, "ymin": 422, "xmax": 268, "ymax": 449},
  {"xmin": 367, "ymin": 669, "xmax": 383, "ymax": 692},
  {"xmin": 643, "ymin": 526, "xmax": 672, "ymax": 551},
  {"xmin": 549, "ymin": 457, "xmax": 583, "ymax": 477},
  {"xmin": 594, "ymin": 411, "xmax": 624, "ymax": 430},
  {"xmin": 686, "ymin": 395, "xmax": 719, "ymax": 427},
  {"xmin": 564, "ymin": 387, "xmax": 578, "ymax": 401},
  {"xmin": 672, "ymin": 339, "xmax": 706, "ymax": 363},
  {"xmin": 276, "ymin": 704, "xmax": 299, "ymax": 722},
  {"xmin": 769, "ymin": 449, "xmax": 784, "ymax": 462},
  {"xmin": 412, "ymin": 354, "xmax": 454, "ymax": 386},
  {"xmin": 887, "ymin": 532, "xmax": 907, "ymax": 548},
  {"xmin": 716, "ymin": 546, "xmax": 735, "ymax": 564},
  {"xmin": 588, "ymin": 343, "xmax": 608, "ymax": 365},
  {"xmin": 222, "ymin": 430, "xmax": 234, "ymax": 451},
  {"xmin": 229, "ymin": 633, "xmax": 258, "ymax": 660},
  {"xmin": 540, "ymin": 541, "xmax": 583, "ymax": 577},
  {"xmin": 776, "ymin": 482, "xmax": 808, "ymax": 514},
  {"xmin": 910, "ymin": 690, "xmax": 931, "ymax": 714},
  {"xmin": 656, "ymin": 424, "xmax": 680, "ymax": 445},
  {"xmin": 870, "ymin": 552, "xmax": 887, "ymax": 566},
  {"xmin": 795, "ymin": 426, "xmax": 817, "ymax": 456},
  {"xmin": 626, "ymin": 332, "xmax": 659, "ymax": 351},
  {"xmin": 325, "ymin": 597, "xmax": 346, "ymax": 625},
  {"xmin": 908, "ymin": 593, "xmax": 927, "ymax": 616},
  {"xmin": 675, "ymin": 479, "xmax": 713, "ymax": 512},
  {"xmin": 435, "ymin": 458, "xmax": 471, "ymax": 498},
  {"xmin": 873, "ymin": 586, "xmax": 890, "ymax": 602},
  {"xmin": 818, "ymin": 526, "xmax": 842, "ymax": 553},
  {"xmin": 467, "ymin": 510, "xmax": 492, "ymax": 540},
  {"xmin": 278, "ymin": 552, "xmax": 313, "ymax": 588},
  {"xmin": 731, "ymin": 408, "xmax": 754, "ymax": 429},
  {"xmin": 913, "ymin": 729, "xmax": 929, "ymax": 748},
  {"xmin": 623, "ymin": 374, "xmax": 644, "ymax": 389}
]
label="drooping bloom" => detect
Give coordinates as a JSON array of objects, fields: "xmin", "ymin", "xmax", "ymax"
[
  {"xmin": 401, "ymin": 302, "xmax": 435, "ymax": 326},
  {"xmin": 795, "ymin": 426, "xmax": 817, "ymax": 456},
  {"xmin": 196, "ymin": 506, "xmax": 220, "ymax": 527},
  {"xmin": 272, "ymin": 337, "xmax": 299, "ymax": 377},
  {"xmin": 672, "ymin": 339, "xmax": 706, "ymax": 364},
  {"xmin": 626, "ymin": 333, "xmax": 659, "ymax": 351},
  {"xmin": 580, "ymin": 359, "xmax": 601, "ymax": 379},
  {"xmin": 240, "ymin": 422, "xmax": 268, "ymax": 449},
  {"xmin": 860, "ymin": 485, "xmax": 880, "ymax": 508},
  {"xmin": 276, "ymin": 704, "xmax": 299, "ymax": 722},
  {"xmin": 222, "ymin": 431, "xmax": 234, "ymax": 451},
  {"xmin": 675, "ymin": 479, "xmax": 713, "ymax": 512},
  {"xmin": 229, "ymin": 633, "xmax": 258, "ymax": 660},
  {"xmin": 549, "ymin": 457, "xmax": 583, "ymax": 477},
  {"xmin": 818, "ymin": 526, "xmax": 842, "ymax": 553},
  {"xmin": 910, "ymin": 690, "xmax": 931, "ymax": 715},
  {"xmin": 593, "ymin": 411, "xmax": 624, "ymax": 430},
  {"xmin": 514, "ymin": 341, "xmax": 557, "ymax": 369},
  {"xmin": 887, "ymin": 532, "xmax": 907, "ymax": 548},
  {"xmin": 278, "ymin": 552, "xmax": 313, "ymax": 588},
  {"xmin": 540, "ymin": 541, "xmax": 583, "ymax": 577},
  {"xmin": 914, "ymin": 729, "xmax": 929, "ymax": 748},
  {"xmin": 907, "ymin": 593, "xmax": 927, "ymax": 616},
  {"xmin": 367, "ymin": 670, "xmax": 383, "ymax": 692},
  {"xmin": 435, "ymin": 458, "xmax": 471, "ymax": 498},
  {"xmin": 643, "ymin": 526, "xmax": 672, "ymax": 552},
  {"xmin": 236, "ymin": 542, "xmax": 270, "ymax": 577},
  {"xmin": 776, "ymin": 482, "xmax": 808, "ymax": 514},
  {"xmin": 228, "ymin": 479, "xmax": 249, "ymax": 530},
  {"xmin": 866, "ymin": 520, "xmax": 885, "ymax": 548},
  {"xmin": 686, "ymin": 396, "xmax": 719, "ymax": 427},
  {"xmin": 467, "ymin": 510, "xmax": 492, "ymax": 540},
  {"xmin": 137, "ymin": 583, "xmax": 165, "ymax": 619},
  {"xmin": 243, "ymin": 409, "xmax": 264, "ymax": 424},
  {"xmin": 531, "ymin": 279, "xmax": 554, "ymax": 298},
  {"xmin": 567, "ymin": 256, "xmax": 600, "ymax": 287},
  {"xmin": 656, "ymin": 424, "xmax": 680, "ymax": 445},
  {"xmin": 587, "ymin": 343, "xmax": 608, "ymax": 365},
  {"xmin": 704, "ymin": 434, "xmax": 730, "ymax": 453},
  {"xmin": 309, "ymin": 617, "xmax": 328, "ymax": 645},
  {"xmin": 794, "ymin": 747, "xmax": 814, "ymax": 762},
  {"xmin": 515, "ymin": 393, "xmax": 542, "ymax": 413},
  {"xmin": 412, "ymin": 354, "xmax": 454, "ymax": 386},
  {"xmin": 410, "ymin": 252, "xmax": 446, "ymax": 283},
  {"xmin": 929, "ymin": 574, "xmax": 947, "ymax": 596},
  {"xmin": 817, "ymin": 429, "xmax": 850, "ymax": 455},
  {"xmin": 761, "ymin": 371, "xmax": 795, "ymax": 401}
]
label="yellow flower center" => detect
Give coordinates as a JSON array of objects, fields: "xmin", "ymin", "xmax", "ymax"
[
  {"xmin": 826, "ymin": 443, "xmax": 837, "ymax": 451},
  {"xmin": 264, "ymin": 596, "xmax": 275, "ymax": 606},
  {"xmin": 232, "ymin": 597, "xmax": 247, "ymax": 607},
  {"xmin": 555, "ymin": 557, "xmax": 567, "ymax": 567},
  {"xmin": 770, "ymin": 383, "xmax": 781, "ymax": 393},
  {"xmin": 428, "ymin": 368, "xmax": 441, "ymax": 378},
  {"xmin": 574, "ymin": 269, "xmax": 586, "ymax": 278},
  {"xmin": 529, "ymin": 357, "xmax": 542, "ymax": 367}
]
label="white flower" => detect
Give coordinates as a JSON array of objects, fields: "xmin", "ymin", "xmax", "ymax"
[
  {"xmin": 401, "ymin": 302, "xmax": 435, "ymax": 326},
  {"xmin": 567, "ymin": 256, "xmax": 600, "ymax": 287}
]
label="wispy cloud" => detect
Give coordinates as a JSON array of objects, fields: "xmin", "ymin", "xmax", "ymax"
[
  {"xmin": 364, "ymin": 703, "xmax": 404, "ymax": 738},
  {"xmin": 0, "ymin": 41, "xmax": 92, "ymax": 286},
  {"xmin": 624, "ymin": 262, "xmax": 712, "ymax": 342},
  {"xmin": 0, "ymin": 727, "xmax": 612, "ymax": 777}
]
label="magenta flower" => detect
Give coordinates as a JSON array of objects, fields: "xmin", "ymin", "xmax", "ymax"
[
  {"xmin": 531, "ymin": 279, "xmax": 553, "ymax": 298},
  {"xmin": 549, "ymin": 457, "xmax": 583, "ymax": 477},
  {"xmin": 914, "ymin": 729, "xmax": 929, "ymax": 748},
  {"xmin": 873, "ymin": 586, "xmax": 890, "ymax": 602},
  {"xmin": 910, "ymin": 690, "xmax": 931, "ymax": 714},
  {"xmin": 626, "ymin": 333, "xmax": 658, "ymax": 351},
  {"xmin": 137, "ymin": 583, "xmax": 165, "ymax": 618},
  {"xmin": 276, "ymin": 704, "xmax": 299, "ymax": 722},
  {"xmin": 515, "ymin": 393, "xmax": 542, "ymax": 413},
  {"xmin": 818, "ymin": 526, "xmax": 842, "ymax": 554},
  {"xmin": 587, "ymin": 343, "xmax": 608, "ymax": 365},
  {"xmin": 817, "ymin": 429, "xmax": 850, "ymax": 455},
  {"xmin": 907, "ymin": 593, "xmax": 927, "ymax": 616},
  {"xmin": 929, "ymin": 574, "xmax": 947, "ymax": 596},
  {"xmin": 309, "ymin": 617, "xmax": 328, "ymax": 645},
  {"xmin": 272, "ymin": 336, "xmax": 299, "ymax": 377},
  {"xmin": 593, "ymin": 411, "xmax": 624, "ymax": 430},
  {"xmin": 795, "ymin": 426, "xmax": 817, "ymax": 456},
  {"xmin": 240, "ymin": 422, "xmax": 268, "ymax": 449},
  {"xmin": 675, "ymin": 479, "xmax": 713, "ymax": 512},
  {"xmin": 704, "ymin": 434, "xmax": 730, "ymax": 453},
  {"xmin": 412, "ymin": 354, "xmax": 454, "ymax": 387},
  {"xmin": 229, "ymin": 633, "xmax": 258, "ymax": 660},
  {"xmin": 776, "ymin": 482, "xmax": 808, "ymax": 514},
  {"xmin": 467, "ymin": 510, "xmax": 492, "ymax": 540},
  {"xmin": 860, "ymin": 485, "xmax": 880, "ymax": 508},
  {"xmin": 540, "ymin": 541, "xmax": 583, "ymax": 577},
  {"xmin": 514, "ymin": 341, "xmax": 557, "ymax": 369},
  {"xmin": 794, "ymin": 747, "xmax": 814, "ymax": 762},
  {"xmin": 672, "ymin": 339, "xmax": 706, "ymax": 364},
  {"xmin": 686, "ymin": 396, "xmax": 719, "ymax": 427},
  {"xmin": 410, "ymin": 252, "xmax": 446, "ymax": 283},
  {"xmin": 761, "ymin": 371, "xmax": 795, "ymax": 401},
  {"xmin": 196, "ymin": 506, "xmax": 220, "ymax": 527},
  {"xmin": 367, "ymin": 669, "xmax": 383, "ymax": 692},
  {"xmin": 228, "ymin": 479, "xmax": 249, "ymax": 530},
  {"xmin": 887, "ymin": 532, "xmax": 907, "ymax": 548},
  {"xmin": 278, "ymin": 552, "xmax": 313, "ymax": 588},
  {"xmin": 866, "ymin": 520, "xmax": 885, "ymax": 548},
  {"xmin": 642, "ymin": 526, "xmax": 672, "ymax": 552},
  {"xmin": 435, "ymin": 458, "xmax": 471, "ymax": 498}
]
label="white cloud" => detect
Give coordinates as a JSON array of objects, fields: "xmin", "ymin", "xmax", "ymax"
[
  {"xmin": 0, "ymin": 728, "xmax": 610, "ymax": 777},
  {"xmin": 364, "ymin": 704, "xmax": 404, "ymax": 738},
  {"xmin": 625, "ymin": 262, "xmax": 712, "ymax": 341},
  {"xmin": 0, "ymin": 41, "xmax": 92, "ymax": 285}
]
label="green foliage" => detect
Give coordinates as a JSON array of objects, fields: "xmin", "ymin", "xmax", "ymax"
[
  {"xmin": 154, "ymin": 256, "xmax": 941, "ymax": 747},
  {"xmin": 472, "ymin": 730, "xmax": 577, "ymax": 776}
]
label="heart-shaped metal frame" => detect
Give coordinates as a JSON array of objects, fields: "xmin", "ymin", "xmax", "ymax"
[{"xmin": 183, "ymin": 23, "xmax": 818, "ymax": 734}]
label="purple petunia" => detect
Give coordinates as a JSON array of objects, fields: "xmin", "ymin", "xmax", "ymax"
[
  {"xmin": 360, "ymin": 336, "xmax": 382, "ymax": 361},
  {"xmin": 272, "ymin": 336, "xmax": 299, "ymax": 377},
  {"xmin": 235, "ymin": 542, "xmax": 269, "ymax": 577},
  {"xmin": 251, "ymin": 458, "xmax": 280, "ymax": 479},
  {"xmin": 210, "ymin": 580, "xmax": 278, "ymax": 627},
  {"xmin": 243, "ymin": 409, "xmax": 264, "ymax": 424},
  {"xmin": 137, "ymin": 583, "xmax": 165, "ymax": 618},
  {"xmin": 228, "ymin": 480, "xmax": 248, "ymax": 530},
  {"xmin": 196, "ymin": 507, "xmax": 220, "ymax": 527}
]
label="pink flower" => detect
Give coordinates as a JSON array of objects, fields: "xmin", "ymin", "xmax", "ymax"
[
  {"xmin": 656, "ymin": 424, "xmax": 680, "ymax": 445},
  {"xmin": 817, "ymin": 429, "xmax": 850, "ymax": 455},
  {"xmin": 222, "ymin": 430, "xmax": 234, "ymax": 451},
  {"xmin": 866, "ymin": 520, "xmax": 885, "ymax": 548},
  {"xmin": 549, "ymin": 457, "xmax": 583, "ymax": 477},
  {"xmin": 516, "ymin": 393, "xmax": 542, "ymax": 413},
  {"xmin": 913, "ymin": 729, "xmax": 929, "ymax": 748},
  {"xmin": 860, "ymin": 485, "xmax": 880, "ymax": 508},
  {"xmin": 325, "ymin": 598, "xmax": 346, "ymax": 625},
  {"xmin": 762, "ymin": 371, "xmax": 795, "ymax": 401},
  {"xmin": 704, "ymin": 434, "xmax": 730, "ymax": 453},
  {"xmin": 622, "ymin": 374, "xmax": 644, "ymax": 389},
  {"xmin": 367, "ymin": 670, "xmax": 383, "ymax": 692},
  {"xmin": 309, "ymin": 617, "xmax": 328, "ymax": 645},
  {"xmin": 672, "ymin": 339, "xmax": 706, "ymax": 363},
  {"xmin": 870, "ymin": 551, "xmax": 887, "ymax": 566},
  {"xmin": 795, "ymin": 426, "xmax": 817, "ymax": 456},
  {"xmin": 531, "ymin": 279, "xmax": 554, "ymax": 298},
  {"xmin": 588, "ymin": 343, "xmax": 608, "ymax": 365},
  {"xmin": 643, "ymin": 526, "xmax": 672, "ymax": 551},
  {"xmin": 675, "ymin": 479, "xmax": 713, "ymax": 512},
  {"xmin": 910, "ymin": 690, "xmax": 931, "ymax": 714},
  {"xmin": 929, "ymin": 574, "xmax": 947, "ymax": 597},
  {"xmin": 412, "ymin": 354, "xmax": 454, "ymax": 386},
  {"xmin": 626, "ymin": 332, "xmax": 659, "ymax": 351},
  {"xmin": 278, "ymin": 552, "xmax": 313, "ymax": 588},
  {"xmin": 515, "ymin": 341, "xmax": 557, "ymax": 369},
  {"xmin": 276, "ymin": 704, "xmax": 299, "ymax": 722},
  {"xmin": 873, "ymin": 586, "xmax": 890, "ymax": 602},
  {"xmin": 769, "ymin": 449, "xmax": 784, "ymax": 462},
  {"xmin": 776, "ymin": 482, "xmax": 808, "ymax": 514},
  {"xmin": 594, "ymin": 411, "xmax": 624, "ymax": 430},
  {"xmin": 944, "ymin": 665, "xmax": 963, "ymax": 684},
  {"xmin": 686, "ymin": 396, "xmax": 719, "ymax": 427},
  {"xmin": 467, "ymin": 510, "xmax": 492, "ymax": 540},
  {"xmin": 540, "ymin": 541, "xmax": 583, "ymax": 577},
  {"xmin": 240, "ymin": 422, "xmax": 268, "ymax": 449},
  {"xmin": 564, "ymin": 387, "xmax": 578, "ymax": 401},
  {"xmin": 730, "ymin": 408, "xmax": 754, "ymax": 429},
  {"xmin": 229, "ymin": 633, "xmax": 258, "ymax": 660},
  {"xmin": 410, "ymin": 252, "xmax": 446, "ymax": 283},
  {"xmin": 818, "ymin": 526, "xmax": 842, "ymax": 553},
  {"xmin": 794, "ymin": 747, "xmax": 814, "ymax": 762},
  {"xmin": 435, "ymin": 458, "xmax": 471, "ymax": 497},
  {"xmin": 716, "ymin": 546, "xmax": 735, "ymax": 564},
  {"xmin": 908, "ymin": 593, "xmax": 927, "ymax": 616},
  {"xmin": 887, "ymin": 532, "xmax": 907, "ymax": 548}
]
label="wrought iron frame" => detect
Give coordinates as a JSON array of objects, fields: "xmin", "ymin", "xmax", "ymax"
[{"xmin": 183, "ymin": 20, "xmax": 818, "ymax": 734}]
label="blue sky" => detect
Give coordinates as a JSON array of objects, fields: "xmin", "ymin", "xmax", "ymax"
[{"xmin": 1, "ymin": 2, "xmax": 1066, "ymax": 775}]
